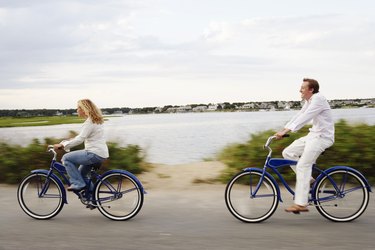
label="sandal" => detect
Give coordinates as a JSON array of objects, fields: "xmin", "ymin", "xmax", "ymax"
[{"xmin": 285, "ymin": 204, "xmax": 309, "ymax": 214}]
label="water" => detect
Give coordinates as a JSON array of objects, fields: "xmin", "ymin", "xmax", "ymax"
[{"xmin": 0, "ymin": 108, "xmax": 374, "ymax": 164}]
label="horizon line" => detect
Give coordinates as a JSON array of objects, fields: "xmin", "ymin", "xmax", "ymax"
[{"xmin": 1, "ymin": 97, "xmax": 374, "ymax": 111}]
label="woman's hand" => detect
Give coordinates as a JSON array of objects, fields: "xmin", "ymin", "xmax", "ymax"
[{"xmin": 53, "ymin": 144, "xmax": 64, "ymax": 151}]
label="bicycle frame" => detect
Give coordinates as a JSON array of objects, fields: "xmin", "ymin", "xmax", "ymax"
[
  {"xmin": 31, "ymin": 160, "xmax": 71, "ymax": 204},
  {"xmin": 244, "ymin": 136, "xmax": 371, "ymax": 203},
  {"xmin": 31, "ymin": 147, "xmax": 146, "ymax": 206}
]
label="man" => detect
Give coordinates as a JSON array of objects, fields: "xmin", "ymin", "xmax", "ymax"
[{"xmin": 275, "ymin": 78, "xmax": 335, "ymax": 213}]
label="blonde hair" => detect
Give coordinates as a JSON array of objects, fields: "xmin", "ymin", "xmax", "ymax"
[{"xmin": 78, "ymin": 99, "xmax": 104, "ymax": 124}]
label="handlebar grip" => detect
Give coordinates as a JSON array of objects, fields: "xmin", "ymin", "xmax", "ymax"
[{"xmin": 48, "ymin": 145, "xmax": 63, "ymax": 150}]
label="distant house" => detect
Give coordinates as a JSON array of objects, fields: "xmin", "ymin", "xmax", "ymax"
[
  {"xmin": 192, "ymin": 105, "xmax": 208, "ymax": 112},
  {"xmin": 342, "ymin": 100, "xmax": 356, "ymax": 105},
  {"xmin": 166, "ymin": 107, "xmax": 178, "ymax": 113},
  {"xmin": 16, "ymin": 111, "xmax": 31, "ymax": 117},
  {"xmin": 207, "ymin": 104, "xmax": 218, "ymax": 111},
  {"xmin": 360, "ymin": 99, "xmax": 372, "ymax": 104},
  {"xmin": 176, "ymin": 105, "xmax": 192, "ymax": 113},
  {"xmin": 113, "ymin": 110, "xmax": 123, "ymax": 115},
  {"xmin": 154, "ymin": 107, "xmax": 164, "ymax": 113},
  {"xmin": 277, "ymin": 101, "xmax": 291, "ymax": 110},
  {"xmin": 240, "ymin": 103, "xmax": 255, "ymax": 109},
  {"xmin": 259, "ymin": 102, "xmax": 271, "ymax": 110}
]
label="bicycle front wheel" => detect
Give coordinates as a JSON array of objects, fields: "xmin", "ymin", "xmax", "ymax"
[
  {"xmin": 95, "ymin": 173, "xmax": 144, "ymax": 221},
  {"xmin": 225, "ymin": 171, "xmax": 279, "ymax": 223},
  {"xmin": 17, "ymin": 173, "xmax": 64, "ymax": 220},
  {"xmin": 314, "ymin": 169, "xmax": 369, "ymax": 222}
]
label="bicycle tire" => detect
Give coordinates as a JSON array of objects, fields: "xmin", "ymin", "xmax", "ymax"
[
  {"xmin": 17, "ymin": 173, "xmax": 64, "ymax": 220},
  {"xmin": 225, "ymin": 170, "xmax": 279, "ymax": 223},
  {"xmin": 95, "ymin": 172, "xmax": 144, "ymax": 221},
  {"xmin": 314, "ymin": 169, "xmax": 369, "ymax": 222}
]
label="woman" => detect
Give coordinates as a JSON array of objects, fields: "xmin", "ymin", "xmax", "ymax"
[{"xmin": 54, "ymin": 99, "xmax": 109, "ymax": 191}]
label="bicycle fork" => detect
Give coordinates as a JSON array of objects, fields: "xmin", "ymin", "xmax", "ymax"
[{"xmin": 248, "ymin": 169, "xmax": 268, "ymax": 199}]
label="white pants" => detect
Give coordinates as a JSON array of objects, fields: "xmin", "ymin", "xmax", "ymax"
[{"xmin": 282, "ymin": 135, "xmax": 333, "ymax": 206}]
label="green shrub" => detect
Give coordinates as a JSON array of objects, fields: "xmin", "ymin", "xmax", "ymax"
[
  {"xmin": 102, "ymin": 143, "xmax": 148, "ymax": 174},
  {"xmin": 218, "ymin": 120, "xmax": 375, "ymax": 184},
  {"xmin": 0, "ymin": 135, "xmax": 148, "ymax": 184}
]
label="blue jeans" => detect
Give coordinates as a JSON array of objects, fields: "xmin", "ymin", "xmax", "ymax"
[{"xmin": 62, "ymin": 150, "xmax": 105, "ymax": 189}]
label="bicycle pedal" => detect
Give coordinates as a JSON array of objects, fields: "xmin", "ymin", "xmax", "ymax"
[
  {"xmin": 86, "ymin": 204, "xmax": 97, "ymax": 210},
  {"xmin": 77, "ymin": 191, "xmax": 88, "ymax": 202}
]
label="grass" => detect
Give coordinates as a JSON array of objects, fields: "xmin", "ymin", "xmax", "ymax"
[{"xmin": 0, "ymin": 116, "xmax": 85, "ymax": 128}]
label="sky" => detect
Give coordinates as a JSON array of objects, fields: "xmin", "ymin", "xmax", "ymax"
[{"xmin": 0, "ymin": 0, "xmax": 374, "ymax": 109}]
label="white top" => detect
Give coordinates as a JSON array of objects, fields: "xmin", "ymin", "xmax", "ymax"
[
  {"xmin": 285, "ymin": 92, "xmax": 335, "ymax": 142},
  {"xmin": 60, "ymin": 118, "xmax": 109, "ymax": 158}
]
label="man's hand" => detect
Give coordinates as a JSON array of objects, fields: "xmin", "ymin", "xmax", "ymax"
[{"xmin": 274, "ymin": 128, "xmax": 291, "ymax": 140}]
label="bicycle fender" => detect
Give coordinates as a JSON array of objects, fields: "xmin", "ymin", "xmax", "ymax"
[
  {"xmin": 242, "ymin": 168, "xmax": 282, "ymax": 202},
  {"xmin": 31, "ymin": 169, "xmax": 68, "ymax": 204},
  {"xmin": 99, "ymin": 170, "xmax": 146, "ymax": 194},
  {"xmin": 315, "ymin": 166, "xmax": 372, "ymax": 192}
]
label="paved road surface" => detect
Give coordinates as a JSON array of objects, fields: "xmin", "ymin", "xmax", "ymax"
[{"xmin": 0, "ymin": 184, "xmax": 373, "ymax": 250}]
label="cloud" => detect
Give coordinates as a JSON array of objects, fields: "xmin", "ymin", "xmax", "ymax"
[
  {"xmin": 239, "ymin": 14, "xmax": 375, "ymax": 51},
  {"xmin": 0, "ymin": 1, "xmax": 374, "ymax": 108},
  {"xmin": 202, "ymin": 21, "xmax": 233, "ymax": 44},
  {"xmin": 0, "ymin": 0, "xmax": 145, "ymax": 89}
]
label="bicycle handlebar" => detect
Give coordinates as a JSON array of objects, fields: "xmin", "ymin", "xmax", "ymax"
[
  {"xmin": 264, "ymin": 134, "xmax": 289, "ymax": 156},
  {"xmin": 47, "ymin": 145, "xmax": 58, "ymax": 161},
  {"xmin": 264, "ymin": 136, "xmax": 277, "ymax": 149}
]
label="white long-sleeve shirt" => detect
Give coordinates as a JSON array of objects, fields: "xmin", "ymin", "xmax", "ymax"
[
  {"xmin": 285, "ymin": 92, "xmax": 335, "ymax": 142},
  {"xmin": 60, "ymin": 118, "xmax": 109, "ymax": 158}
]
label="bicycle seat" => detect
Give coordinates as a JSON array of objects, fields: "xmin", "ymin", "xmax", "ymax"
[{"xmin": 89, "ymin": 162, "xmax": 102, "ymax": 171}]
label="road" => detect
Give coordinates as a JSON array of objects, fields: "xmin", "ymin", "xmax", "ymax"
[{"xmin": 0, "ymin": 184, "xmax": 373, "ymax": 250}]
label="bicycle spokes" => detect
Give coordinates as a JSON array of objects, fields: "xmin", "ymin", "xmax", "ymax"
[
  {"xmin": 95, "ymin": 173, "xmax": 144, "ymax": 220},
  {"xmin": 225, "ymin": 171, "xmax": 279, "ymax": 223},
  {"xmin": 314, "ymin": 170, "xmax": 369, "ymax": 222},
  {"xmin": 18, "ymin": 173, "xmax": 64, "ymax": 220}
]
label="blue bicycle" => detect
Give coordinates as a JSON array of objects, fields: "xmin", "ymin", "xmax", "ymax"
[
  {"xmin": 225, "ymin": 136, "xmax": 371, "ymax": 223},
  {"xmin": 17, "ymin": 146, "xmax": 145, "ymax": 221}
]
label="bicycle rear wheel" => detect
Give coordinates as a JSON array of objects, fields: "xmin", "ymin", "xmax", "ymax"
[
  {"xmin": 17, "ymin": 173, "xmax": 64, "ymax": 220},
  {"xmin": 95, "ymin": 173, "xmax": 144, "ymax": 221},
  {"xmin": 225, "ymin": 171, "xmax": 279, "ymax": 223},
  {"xmin": 314, "ymin": 170, "xmax": 369, "ymax": 222}
]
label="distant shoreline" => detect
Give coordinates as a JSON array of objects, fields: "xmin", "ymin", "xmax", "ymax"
[
  {"xmin": 1, "ymin": 98, "xmax": 374, "ymax": 118},
  {"xmin": 1, "ymin": 106, "xmax": 375, "ymax": 128}
]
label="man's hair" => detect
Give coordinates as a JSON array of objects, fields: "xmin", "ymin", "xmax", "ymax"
[{"xmin": 303, "ymin": 78, "xmax": 319, "ymax": 94}]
